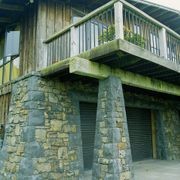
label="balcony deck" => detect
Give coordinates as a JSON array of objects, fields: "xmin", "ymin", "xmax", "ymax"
[{"xmin": 43, "ymin": 0, "xmax": 179, "ymax": 87}]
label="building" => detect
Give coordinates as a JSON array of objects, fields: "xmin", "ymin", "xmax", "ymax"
[{"xmin": 0, "ymin": 0, "xmax": 180, "ymax": 179}]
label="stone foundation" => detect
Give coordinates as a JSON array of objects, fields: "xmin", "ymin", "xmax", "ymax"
[
  {"xmin": 0, "ymin": 74, "xmax": 97, "ymax": 179},
  {"xmin": 156, "ymin": 109, "xmax": 180, "ymax": 160},
  {"xmin": 0, "ymin": 74, "xmax": 179, "ymax": 179}
]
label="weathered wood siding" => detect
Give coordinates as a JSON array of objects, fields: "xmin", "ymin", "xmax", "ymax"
[
  {"xmin": 20, "ymin": 3, "xmax": 38, "ymax": 75},
  {"xmin": 0, "ymin": 93, "xmax": 11, "ymax": 126},
  {"xmin": 36, "ymin": 0, "xmax": 71, "ymax": 69},
  {"xmin": 0, "ymin": 35, "xmax": 4, "ymax": 59},
  {"xmin": 20, "ymin": 0, "xmax": 72, "ymax": 75}
]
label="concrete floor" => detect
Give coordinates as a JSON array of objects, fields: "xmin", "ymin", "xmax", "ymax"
[
  {"xmin": 134, "ymin": 160, "xmax": 180, "ymax": 180},
  {"xmin": 82, "ymin": 160, "xmax": 180, "ymax": 179}
]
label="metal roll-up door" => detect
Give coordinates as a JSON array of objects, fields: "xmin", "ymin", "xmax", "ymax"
[
  {"xmin": 126, "ymin": 107, "xmax": 152, "ymax": 161},
  {"xmin": 80, "ymin": 102, "xmax": 97, "ymax": 170}
]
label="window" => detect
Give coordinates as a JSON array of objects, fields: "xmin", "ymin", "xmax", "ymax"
[
  {"xmin": 0, "ymin": 24, "xmax": 20, "ymax": 85},
  {"xmin": 4, "ymin": 30, "xmax": 20, "ymax": 57}
]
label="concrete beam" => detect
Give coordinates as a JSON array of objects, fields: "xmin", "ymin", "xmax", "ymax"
[
  {"xmin": 69, "ymin": 57, "xmax": 111, "ymax": 79},
  {"xmin": 40, "ymin": 58, "xmax": 71, "ymax": 77},
  {"xmin": 69, "ymin": 58, "xmax": 180, "ymax": 97}
]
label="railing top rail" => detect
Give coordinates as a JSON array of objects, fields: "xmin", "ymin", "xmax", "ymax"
[
  {"xmin": 73, "ymin": 0, "xmax": 116, "ymax": 27},
  {"xmin": 120, "ymin": 0, "xmax": 180, "ymax": 39},
  {"xmin": 44, "ymin": 25, "xmax": 72, "ymax": 43},
  {"xmin": 44, "ymin": 0, "xmax": 179, "ymax": 43}
]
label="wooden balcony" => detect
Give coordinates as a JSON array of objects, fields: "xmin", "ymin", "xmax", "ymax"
[{"xmin": 44, "ymin": 0, "xmax": 180, "ymax": 85}]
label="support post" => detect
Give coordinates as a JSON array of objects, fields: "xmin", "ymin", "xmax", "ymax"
[
  {"xmin": 92, "ymin": 76, "xmax": 133, "ymax": 179},
  {"xmin": 159, "ymin": 28, "xmax": 168, "ymax": 59},
  {"xmin": 114, "ymin": 1, "xmax": 124, "ymax": 40},
  {"xmin": 70, "ymin": 26, "xmax": 79, "ymax": 56}
]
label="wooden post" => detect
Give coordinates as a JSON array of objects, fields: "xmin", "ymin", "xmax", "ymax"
[
  {"xmin": 159, "ymin": 28, "xmax": 168, "ymax": 59},
  {"xmin": 70, "ymin": 26, "xmax": 79, "ymax": 56},
  {"xmin": 114, "ymin": 1, "xmax": 124, "ymax": 40}
]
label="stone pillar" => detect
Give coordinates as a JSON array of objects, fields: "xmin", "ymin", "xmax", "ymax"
[
  {"xmin": 92, "ymin": 76, "xmax": 133, "ymax": 180},
  {"xmin": 0, "ymin": 74, "xmax": 86, "ymax": 179},
  {"xmin": 156, "ymin": 109, "xmax": 180, "ymax": 160}
]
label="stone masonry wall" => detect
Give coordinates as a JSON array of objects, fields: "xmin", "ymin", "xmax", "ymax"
[
  {"xmin": 0, "ymin": 74, "xmax": 97, "ymax": 179},
  {"xmin": 0, "ymin": 73, "xmax": 179, "ymax": 179}
]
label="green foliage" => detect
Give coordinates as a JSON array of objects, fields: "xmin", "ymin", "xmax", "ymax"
[
  {"xmin": 99, "ymin": 25, "xmax": 115, "ymax": 43},
  {"xmin": 124, "ymin": 28, "xmax": 145, "ymax": 48},
  {"xmin": 99, "ymin": 25, "xmax": 145, "ymax": 48}
]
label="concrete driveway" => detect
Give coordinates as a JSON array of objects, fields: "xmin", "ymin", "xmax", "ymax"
[{"xmin": 134, "ymin": 160, "xmax": 180, "ymax": 180}]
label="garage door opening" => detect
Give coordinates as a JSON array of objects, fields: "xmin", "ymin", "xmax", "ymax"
[
  {"xmin": 80, "ymin": 102, "xmax": 97, "ymax": 171},
  {"xmin": 126, "ymin": 107, "xmax": 153, "ymax": 162}
]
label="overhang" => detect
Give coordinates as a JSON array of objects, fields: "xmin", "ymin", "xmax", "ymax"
[
  {"xmin": 126, "ymin": 0, "xmax": 180, "ymax": 34},
  {"xmin": 40, "ymin": 38, "xmax": 180, "ymax": 97}
]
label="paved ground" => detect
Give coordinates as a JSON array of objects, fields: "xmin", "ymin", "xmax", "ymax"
[
  {"xmin": 134, "ymin": 160, "xmax": 180, "ymax": 180},
  {"xmin": 83, "ymin": 160, "xmax": 180, "ymax": 179}
]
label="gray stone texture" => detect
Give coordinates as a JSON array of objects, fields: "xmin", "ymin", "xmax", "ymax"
[
  {"xmin": 0, "ymin": 73, "xmax": 179, "ymax": 180},
  {"xmin": 156, "ymin": 109, "xmax": 180, "ymax": 160},
  {"xmin": 92, "ymin": 76, "xmax": 133, "ymax": 180},
  {"xmin": 0, "ymin": 75, "xmax": 97, "ymax": 179}
]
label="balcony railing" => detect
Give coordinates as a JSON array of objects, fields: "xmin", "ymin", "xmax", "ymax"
[
  {"xmin": 44, "ymin": 0, "xmax": 180, "ymax": 66},
  {"xmin": 0, "ymin": 56, "xmax": 20, "ymax": 86}
]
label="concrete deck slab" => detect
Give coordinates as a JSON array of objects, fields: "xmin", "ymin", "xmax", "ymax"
[{"xmin": 134, "ymin": 160, "xmax": 180, "ymax": 180}]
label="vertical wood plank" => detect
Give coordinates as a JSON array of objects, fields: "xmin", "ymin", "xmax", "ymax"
[
  {"xmin": 36, "ymin": 0, "xmax": 47, "ymax": 69},
  {"xmin": 0, "ymin": 93, "xmax": 10, "ymax": 126}
]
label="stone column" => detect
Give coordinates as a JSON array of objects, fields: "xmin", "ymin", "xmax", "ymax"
[
  {"xmin": 156, "ymin": 109, "xmax": 180, "ymax": 160},
  {"xmin": 92, "ymin": 76, "xmax": 133, "ymax": 180}
]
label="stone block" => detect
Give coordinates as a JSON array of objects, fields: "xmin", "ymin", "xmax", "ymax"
[
  {"xmin": 50, "ymin": 120, "xmax": 63, "ymax": 131},
  {"xmin": 28, "ymin": 110, "xmax": 45, "ymax": 126},
  {"xmin": 120, "ymin": 171, "xmax": 131, "ymax": 180},
  {"xmin": 49, "ymin": 93, "xmax": 58, "ymax": 103},
  {"xmin": 58, "ymin": 147, "xmax": 68, "ymax": 159},
  {"xmin": 104, "ymin": 174, "xmax": 119, "ymax": 180},
  {"xmin": 0, "ymin": 150, "xmax": 8, "ymax": 161},
  {"xmin": 35, "ymin": 129, "xmax": 47, "ymax": 142},
  {"xmin": 19, "ymin": 158, "xmax": 34, "ymax": 176},
  {"xmin": 103, "ymin": 144, "xmax": 119, "ymax": 159},
  {"xmin": 24, "ymin": 101, "xmax": 44, "ymax": 110},
  {"xmin": 36, "ymin": 163, "xmax": 51, "ymax": 173},
  {"xmin": 15, "ymin": 125, "xmax": 21, "ymax": 136},
  {"xmin": 22, "ymin": 126, "xmax": 35, "ymax": 142},
  {"xmin": 108, "ymin": 159, "xmax": 121, "ymax": 174},
  {"xmin": 25, "ymin": 142, "xmax": 44, "ymax": 158},
  {"xmin": 29, "ymin": 91, "xmax": 45, "ymax": 101},
  {"xmin": 27, "ymin": 76, "xmax": 40, "ymax": 91},
  {"xmin": 18, "ymin": 174, "xmax": 42, "ymax": 180}
]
